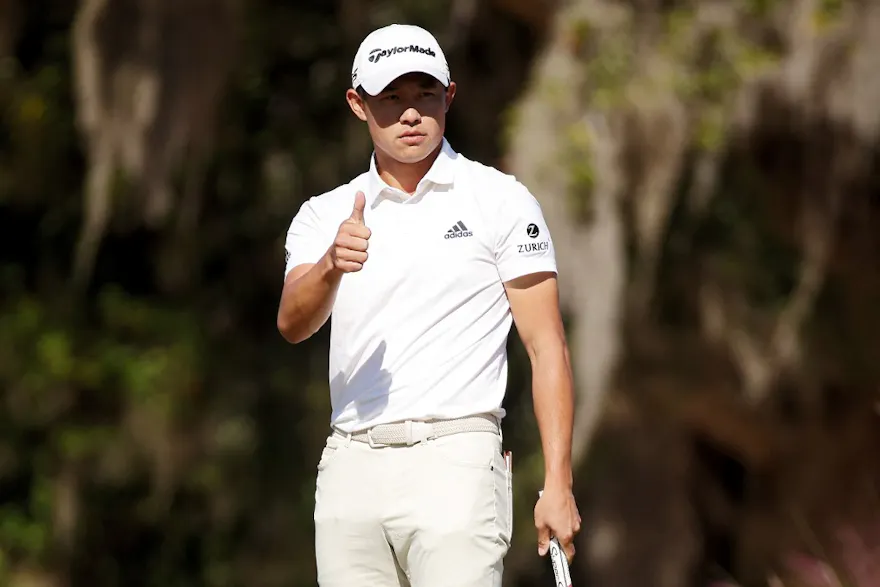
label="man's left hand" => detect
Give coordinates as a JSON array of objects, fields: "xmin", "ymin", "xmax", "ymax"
[{"xmin": 534, "ymin": 485, "xmax": 581, "ymax": 563}]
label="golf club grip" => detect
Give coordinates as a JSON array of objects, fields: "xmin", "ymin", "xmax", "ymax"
[
  {"xmin": 548, "ymin": 536, "xmax": 572, "ymax": 587},
  {"xmin": 538, "ymin": 490, "xmax": 573, "ymax": 587}
]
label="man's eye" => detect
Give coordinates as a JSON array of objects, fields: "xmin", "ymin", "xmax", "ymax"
[{"xmin": 382, "ymin": 94, "xmax": 399, "ymax": 101}]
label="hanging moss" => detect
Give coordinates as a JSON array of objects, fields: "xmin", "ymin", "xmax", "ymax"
[
  {"xmin": 563, "ymin": 122, "xmax": 596, "ymax": 224},
  {"xmin": 815, "ymin": 0, "xmax": 844, "ymax": 29}
]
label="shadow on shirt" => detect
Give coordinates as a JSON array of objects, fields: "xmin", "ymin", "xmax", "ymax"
[{"xmin": 330, "ymin": 340, "xmax": 393, "ymax": 423}]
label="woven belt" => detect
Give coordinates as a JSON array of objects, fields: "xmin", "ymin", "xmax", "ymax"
[{"xmin": 342, "ymin": 414, "xmax": 500, "ymax": 447}]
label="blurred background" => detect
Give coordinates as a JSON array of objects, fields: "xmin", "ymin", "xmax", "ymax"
[{"xmin": 1, "ymin": 0, "xmax": 879, "ymax": 586}]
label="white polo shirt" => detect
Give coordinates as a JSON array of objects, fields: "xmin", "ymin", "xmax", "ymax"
[{"xmin": 284, "ymin": 139, "xmax": 557, "ymax": 433}]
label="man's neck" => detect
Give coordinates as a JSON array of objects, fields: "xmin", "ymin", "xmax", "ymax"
[{"xmin": 375, "ymin": 142, "xmax": 443, "ymax": 195}]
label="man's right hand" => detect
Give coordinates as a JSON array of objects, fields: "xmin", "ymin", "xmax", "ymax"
[{"xmin": 329, "ymin": 191, "xmax": 371, "ymax": 273}]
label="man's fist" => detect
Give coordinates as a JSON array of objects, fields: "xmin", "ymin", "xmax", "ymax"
[
  {"xmin": 330, "ymin": 191, "xmax": 371, "ymax": 273},
  {"xmin": 535, "ymin": 486, "xmax": 581, "ymax": 563}
]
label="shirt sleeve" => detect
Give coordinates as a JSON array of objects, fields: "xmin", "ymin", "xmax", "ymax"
[
  {"xmin": 283, "ymin": 197, "xmax": 333, "ymax": 278},
  {"xmin": 494, "ymin": 181, "xmax": 558, "ymax": 283}
]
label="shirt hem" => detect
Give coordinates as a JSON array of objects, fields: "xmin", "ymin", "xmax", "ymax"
[{"xmin": 497, "ymin": 259, "xmax": 558, "ymax": 284}]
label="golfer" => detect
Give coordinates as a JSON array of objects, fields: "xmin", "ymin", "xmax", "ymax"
[{"xmin": 277, "ymin": 23, "xmax": 580, "ymax": 586}]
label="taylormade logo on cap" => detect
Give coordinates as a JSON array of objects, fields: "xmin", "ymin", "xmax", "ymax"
[
  {"xmin": 352, "ymin": 24, "xmax": 450, "ymax": 96},
  {"xmin": 368, "ymin": 45, "xmax": 436, "ymax": 64}
]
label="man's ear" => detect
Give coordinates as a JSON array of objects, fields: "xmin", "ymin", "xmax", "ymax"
[
  {"xmin": 346, "ymin": 88, "xmax": 368, "ymax": 122},
  {"xmin": 444, "ymin": 81, "xmax": 457, "ymax": 113}
]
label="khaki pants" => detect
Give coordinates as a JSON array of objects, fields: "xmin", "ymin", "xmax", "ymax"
[{"xmin": 314, "ymin": 428, "xmax": 512, "ymax": 586}]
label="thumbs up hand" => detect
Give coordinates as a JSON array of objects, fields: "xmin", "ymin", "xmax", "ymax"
[
  {"xmin": 349, "ymin": 190, "xmax": 366, "ymax": 225},
  {"xmin": 330, "ymin": 191, "xmax": 371, "ymax": 273}
]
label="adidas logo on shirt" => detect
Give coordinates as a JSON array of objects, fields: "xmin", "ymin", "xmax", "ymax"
[{"xmin": 444, "ymin": 221, "xmax": 473, "ymax": 239}]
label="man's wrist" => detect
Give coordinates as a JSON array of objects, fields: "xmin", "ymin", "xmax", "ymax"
[
  {"xmin": 319, "ymin": 249, "xmax": 343, "ymax": 282},
  {"xmin": 544, "ymin": 464, "xmax": 573, "ymax": 492}
]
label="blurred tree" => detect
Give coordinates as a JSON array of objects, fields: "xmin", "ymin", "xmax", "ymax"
[
  {"xmin": 69, "ymin": 0, "xmax": 243, "ymax": 292},
  {"xmin": 2, "ymin": 0, "xmax": 880, "ymax": 586},
  {"xmin": 0, "ymin": 1, "xmax": 547, "ymax": 586},
  {"xmin": 506, "ymin": 0, "xmax": 880, "ymax": 586}
]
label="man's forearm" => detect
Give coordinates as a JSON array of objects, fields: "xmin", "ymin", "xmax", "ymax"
[
  {"xmin": 531, "ymin": 339, "xmax": 576, "ymax": 490},
  {"xmin": 277, "ymin": 250, "xmax": 343, "ymax": 344}
]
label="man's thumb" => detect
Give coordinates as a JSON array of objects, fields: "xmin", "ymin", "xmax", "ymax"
[{"xmin": 350, "ymin": 191, "xmax": 366, "ymax": 224}]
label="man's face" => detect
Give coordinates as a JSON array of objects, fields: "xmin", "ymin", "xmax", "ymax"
[{"xmin": 347, "ymin": 72, "xmax": 456, "ymax": 164}]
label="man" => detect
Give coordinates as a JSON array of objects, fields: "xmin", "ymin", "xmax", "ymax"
[{"xmin": 277, "ymin": 23, "xmax": 580, "ymax": 586}]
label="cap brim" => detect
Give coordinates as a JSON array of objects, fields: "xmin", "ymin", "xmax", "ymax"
[{"xmin": 360, "ymin": 65, "xmax": 450, "ymax": 96}]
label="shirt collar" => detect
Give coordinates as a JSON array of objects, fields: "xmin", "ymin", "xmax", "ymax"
[{"xmin": 366, "ymin": 138, "xmax": 457, "ymax": 205}]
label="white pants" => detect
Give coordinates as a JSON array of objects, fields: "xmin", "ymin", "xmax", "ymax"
[{"xmin": 313, "ymin": 428, "xmax": 512, "ymax": 586}]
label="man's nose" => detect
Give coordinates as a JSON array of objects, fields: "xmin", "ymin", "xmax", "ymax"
[{"xmin": 400, "ymin": 107, "xmax": 421, "ymax": 125}]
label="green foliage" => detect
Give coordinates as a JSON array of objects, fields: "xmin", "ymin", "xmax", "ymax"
[
  {"xmin": 0, "ymin": 2, "xmax": 550, "ymax": 585},
  {"xmin": 563, "ymin": 123, "xmax": 595, "ymax": 224},
  {"xmin": 6, "ymin": 0, "xmax": 876, "ymax": 585},
  {"xmin": 575, "ymin": 16, "xmax": 634, "ymax": 111},
  {"xmin": 0, "ymin": 43, "xmax": 78, "ymax": 207},
  {"xmin": 815, "ymin": 0, "xmax": 844, "ymax": 29},
  {"xmin": 745, "ymin": 0, "xmax": 777, "ymax": 18},
  {"xmin": 0, "ymin": 282, "xmax": 314, "ymax": 585},
  {"xmin": 0, "ymin": 506, "xmax": 49, "ymax": 561},
  {"xmin": 557, "ymin": 2, "xmax": 784, "ymax": 225}
]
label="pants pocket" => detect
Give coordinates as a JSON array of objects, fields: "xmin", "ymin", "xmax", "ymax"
[
  {"xmin": 317, "ymin": 433, "xmax": 346, "ymax": 472},
  {"xmin": 429, "ymin": 431, "xmax": 501, "ymax": 469},
  {"xmin": 492, "ymin": 448, "xmax": 513, "ymax": 547}
]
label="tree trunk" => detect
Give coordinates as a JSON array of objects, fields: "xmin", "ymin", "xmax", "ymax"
[{"xmin": 504, "ymin": 0, "xmax": 880, "ymax": 585}]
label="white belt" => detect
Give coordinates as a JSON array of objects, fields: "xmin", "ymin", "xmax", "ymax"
[{"xmin": 338, "ymin": 414, "xmax": 500, "ymax": 447}]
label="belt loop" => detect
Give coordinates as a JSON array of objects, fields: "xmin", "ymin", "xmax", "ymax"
[
  {"xmin": 404, "ymin": 420, "xmax": 414, "ymax": 446},
  {"xmin": 345, "ymin": 431, "xmax": 352, "ymax": 447}
]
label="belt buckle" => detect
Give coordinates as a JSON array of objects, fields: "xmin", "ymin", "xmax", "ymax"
[{"xmin": 408, "ymin": 420, "xmax": 434, "ymax": 445}]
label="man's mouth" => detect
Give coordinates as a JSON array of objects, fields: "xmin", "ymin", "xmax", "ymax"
[{"xmin": 399, "ymin": 132, "xmax": 427, "ymax": 145}]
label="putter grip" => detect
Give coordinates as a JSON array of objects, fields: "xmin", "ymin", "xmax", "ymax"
[
  {"xmin": 538, "ymin": 490, "xmax": 573, "ymax": 587},
  {"xmin": 548, "ymin": 537, "xmax": 572, "ymax": 587}
]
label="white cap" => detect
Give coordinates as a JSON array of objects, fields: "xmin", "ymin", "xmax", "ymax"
[{"xmin": 351, "ymin": 24, "xmax": 450, "ymax": 96}]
